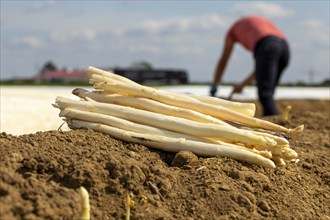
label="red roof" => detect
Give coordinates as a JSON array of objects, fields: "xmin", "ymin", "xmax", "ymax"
[{"xmin": 38, "ymin": 70, "xmax": 88, "ymax": 80}]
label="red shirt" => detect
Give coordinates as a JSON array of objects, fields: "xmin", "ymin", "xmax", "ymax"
[{"xmin": 226, "ymin": 16, "xmax": 286, "ymax": 51}]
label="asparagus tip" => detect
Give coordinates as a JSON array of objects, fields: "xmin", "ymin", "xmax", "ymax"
[
  {"xmin": 79, "ymin": 186, "xmax": 90, "ymax": 220},
  {"xmin": 72, "ymin": 88, "xmax": 85, "ymax": 96},
  {"xmin": 289, "ymin": 124, "xmax": 304, "ymax": 137},
  {"xmin": 52, "ymin": 103, "xmax": 60, "ymax": 109}
]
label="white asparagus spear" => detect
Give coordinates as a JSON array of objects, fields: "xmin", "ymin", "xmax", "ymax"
[
  {"xmin": 272, "ymin": 157, "xmax": 287, "ymax": 167},
  {"xmin": 72, "ymin": 88, "xmax": 232, "ymax": 127},
  {"xmin": 254, "ymin": 144, "xmax": 298, "ymax": 160},
  {"xmin": 87, "ymin": 66, "xmax": 139, "ymax": 86},
  {"xmin": 280, "ymin": 146, "xmax": 299, "ymax": 160},
  {"xmin": 89, "ymin": 76, "xmax": 303, "ymax": 136},
  {"xmin": 185, "ymin": 93, "xmax": 256, "ymax": 116},
  {"xmin": 67, "ymin": 119, "xmax": 276, "ymax": 169},
  {"xmin": 88, "ymin": 66, "xmax": 256, "ymax": 116},
  {"xmin": 79, "ymin": 187, "xmax": 90, "ymax": 220},
  {"xmin": 59, "ymin": 108, "xmax": 216, "ymax": 143},
  {"xmin": 55, "ymin": 96, "xmax": 277, "ymax": 148},
  {"xmin": 208, "ymin": 139, "xmax": 273, "ymax": 159},
  {"xmin": 247, "ymin": 130, "xmax": 289, "ymax": 145},
  {"xmin": 59, "ymin": 107, "xmax": 272, "ymax": 158}
]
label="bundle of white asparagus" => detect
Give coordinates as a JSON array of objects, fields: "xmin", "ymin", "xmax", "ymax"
[{"xmin": 53, "ymin": 66, "xmax": 304, "ymax": 169}]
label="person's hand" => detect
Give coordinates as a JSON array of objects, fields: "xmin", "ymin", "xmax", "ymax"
[
  {"xmin": 228, "ymin": 84, "xmax": 244, "ymax": 100},
  {"xmin": 210, "ymin": 84, "xmax": 218, "ymax": 96},
  {"xmin": 232, "ymin": 84, "xmax": 244, "ymax": 94}
]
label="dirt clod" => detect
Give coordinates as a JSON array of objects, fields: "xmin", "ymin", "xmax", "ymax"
[{"xmin": 171, "ymin": 150, "xmax": 199, "ymax": 167}]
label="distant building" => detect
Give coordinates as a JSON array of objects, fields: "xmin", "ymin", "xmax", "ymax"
[
  {"xmin": 111, "ymin": 68, "xmax": 189, "ymax": 84},
  {"xmin": 35, "ymin": 69, "xmax": 88, "ymax": 83}
]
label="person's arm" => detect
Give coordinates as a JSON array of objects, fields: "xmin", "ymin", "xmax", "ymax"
[
  {"xmin": 234, "ymin": 71, "xmax": 255, "ymax": 92},
  {"xmin": 228, "ymin": 71, "xmax": 255, "ymax": 99},
  {"xmin": 210, "ymin": 38, "xmax": 234, "ymax": 96}
]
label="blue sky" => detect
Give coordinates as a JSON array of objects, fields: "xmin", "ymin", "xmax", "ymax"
[{"xmin": 1, "ymin": 1, "xmax": 329, "ymax": 83}]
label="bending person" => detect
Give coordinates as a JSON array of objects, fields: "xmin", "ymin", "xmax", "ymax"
[{"xmin": 210, "ymin": 15, "xmax": 290, "ymax": 116}]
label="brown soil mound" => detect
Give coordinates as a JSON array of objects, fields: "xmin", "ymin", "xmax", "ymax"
[{"xmin": 1, "ymin": 100, "xmax": 329, "ymax": 219}]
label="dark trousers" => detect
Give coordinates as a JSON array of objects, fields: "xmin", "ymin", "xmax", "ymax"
[{"xmin": 254, "ymin": 36, "xmax": 290, "ymax": 116}]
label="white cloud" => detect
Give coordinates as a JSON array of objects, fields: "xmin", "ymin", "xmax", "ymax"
[
  {"xmin": 173, "ymin": 46, "xmax": 204, "ymax": 55},
  {"xmin": 126, "ymin": 45, "xmax": 161, "ymax": 54},
  {"xmin": 299, "ymin": 19, "xmax": 329, "ymax": 47},
  {"xmin": 72, "ymin": 30, "xmax": 96, "ymax": 41},
  {"xmin": 301, "ymin": 19, "xmax": 324, "ymax": 29},
  {"xmin": 127, "ymin": 14, "xmax": 228, "ymax": 36},
  {"xmin": 27, "ymin": 0, "xmax": 56, "ymax": 13},
  {"xmin": 50, "ymin": 29, "xmax": 97, "ymax": 43},
  {"xmin": 232, "ymin": 2, "xmax": 295, "ymax": 18},
  {"xmin": 10, "ymin": 36, "xmax": 43, "ymax": 48}
]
